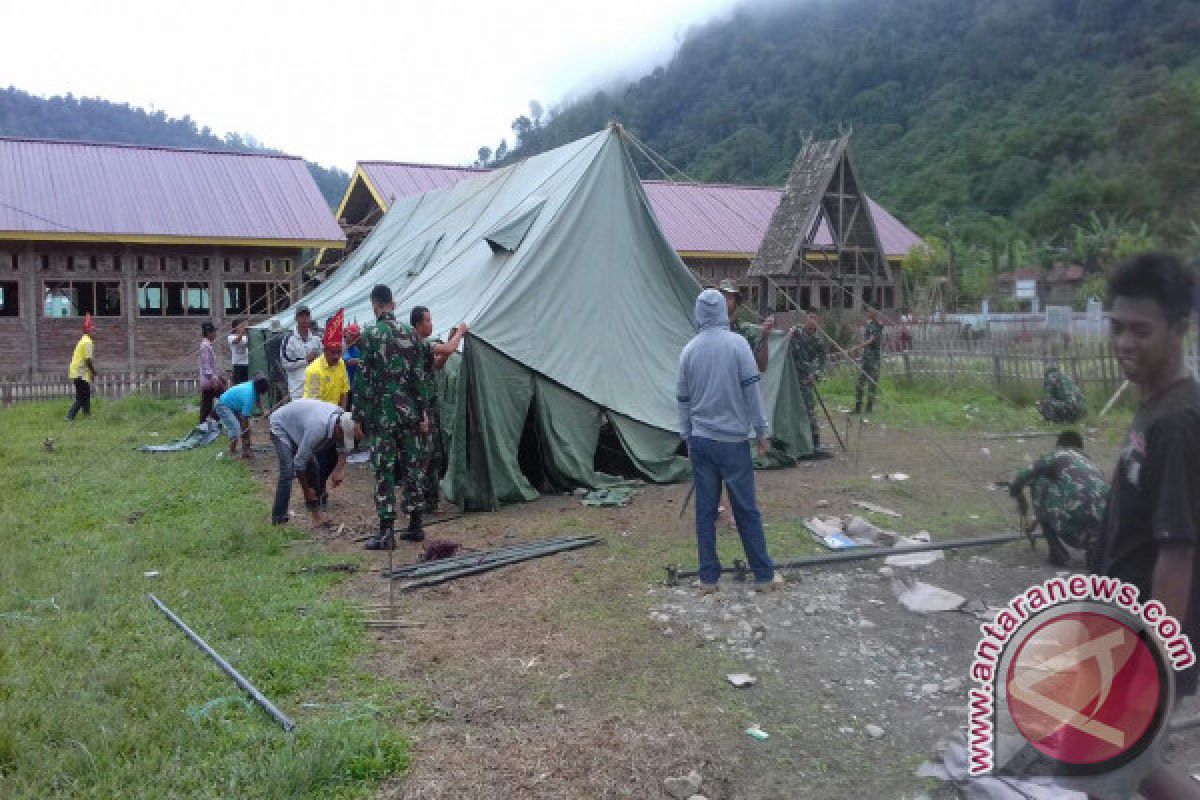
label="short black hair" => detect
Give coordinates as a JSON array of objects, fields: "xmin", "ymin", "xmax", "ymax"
[
  {"xmin": 201, "ymin": 321, "xmax": 216, "ymax": 334},
  {"xmin": 1057, "ymin": 430, "xmax": 1084, "ymax": 450},
  {"xmin": 252, "ymin": 376, "xmax": 270, "ymax": 395},
  {"xmin": 1108, "ymin": 252, "xmax": 1195, "ymax": 325},
  {"xmin": 370, "ymin": 284, "xmax": 393, "ymax": 305},
  {"xmin": 411, "ymin": 305, "xmax": 430, "ymax": 327}
]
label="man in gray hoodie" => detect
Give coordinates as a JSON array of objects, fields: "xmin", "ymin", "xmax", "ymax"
[{"xmin": 677, "ymin": 288, "xmax": 782, "ymax": 593}]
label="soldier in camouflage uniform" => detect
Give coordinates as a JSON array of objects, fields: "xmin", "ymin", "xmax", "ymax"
[
  {"xmin": 853, "ymin": 308, "xmax": 884, "ymax": 414},
  {"xmin": 1009, "ymin": 430, "xmax": 1109, "ymax": 568},
  {"xmin": 789, "ymin": 312, "xmax": 828, "ymax": 450},
  {"xmin": 1037, "ymin": 365, "xmax": 1086, "ymax": 423},
  {"xmin": 717, "ymin": 279, "xmax": 773, "ymax": 372},
  {"xmin": 355, "ymin": 284, "xmax": 429, "ymax": 550},
  {"xmin": 410, "ymin": 305, "xmax": 468, "ymax": 514}
]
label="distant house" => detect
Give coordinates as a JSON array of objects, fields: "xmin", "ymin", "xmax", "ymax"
[
  {"xmin": 0, "ymin": 137, "xmax": 344, "ymax": 376},
  {"xmin": 994, "ymin": 263, "xmax": 1086, "ymax": 306},
  {"xmin": 315, "ymin": 161, "xmax": 923, "ymax": 298}
]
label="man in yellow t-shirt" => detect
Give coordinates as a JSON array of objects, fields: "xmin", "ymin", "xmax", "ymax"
[
  {"xmin": 67, "ymin": 313, "xmax": 97, "ymax": 421},
  {"xmin": 304, "ymin": 310, "xmax": 350, "ymax": 408}
]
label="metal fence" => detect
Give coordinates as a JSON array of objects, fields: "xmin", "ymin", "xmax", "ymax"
[{"xmin": 1, "ymin": 371, "xmax": 200, "ymax": 406}]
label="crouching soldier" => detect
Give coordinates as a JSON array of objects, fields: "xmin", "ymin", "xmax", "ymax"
[
  {"xmin": 1037, "ymin": 365, "xmax": 1086, "ymax": 423},
  {"xmin": 1009, "ymin": 430, "xmax": 1109, "ymax": 568}
]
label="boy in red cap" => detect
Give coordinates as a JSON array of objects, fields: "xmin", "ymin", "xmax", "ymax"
[
  {"xmin": 66, "ymin": 314, "xmax": 97, "ymax": 421},
  {"xmin": 303, "ymin": 309, "xmax": 350, "ymax": 409}
]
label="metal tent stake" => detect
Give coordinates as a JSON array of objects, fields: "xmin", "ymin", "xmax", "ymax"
[{"xmin": 148, "ymin": 593, "xmax": 295, "ymax": 732}]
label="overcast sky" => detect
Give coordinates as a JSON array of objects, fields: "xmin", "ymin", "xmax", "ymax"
[{"xmin": 1, "ymin": 0, "xmax": 740, "ymax": 171}]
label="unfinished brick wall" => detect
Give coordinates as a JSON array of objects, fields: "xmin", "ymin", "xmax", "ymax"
[{"xmin": 6, "ymin": 241, "xmax": 303, "ymax": 376}]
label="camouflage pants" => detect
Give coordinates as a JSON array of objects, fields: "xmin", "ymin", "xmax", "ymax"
[
  {"xmin": 799, "ymin": 381, "xmax": 819, "ymax": 444},
  {"xmin": 1038, "ymin": 398, "xmax": 1085, "ymax": 423},
  {"xmin": 421, "ymin": 411, "xmax": 445, "ymax": 513},
  {"xmin": 1031, "ymin": 478, "xmax": 1102, "ymax": 569},
  {"xmin": 371, "ymin": 426, "xmax": 424, "ymax": 522},
  {"xmin": 855, "ymin": 353, "xmax": 880, "ymax": 408}
]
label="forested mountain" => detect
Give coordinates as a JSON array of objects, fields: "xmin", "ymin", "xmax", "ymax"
[
  {"xmin": 0, "ymin": 87, "xmax": 349, "ymax": 207},
  {"xmin": 482, "ymin": 0, "xmax": 1200, "ymax": 281}
]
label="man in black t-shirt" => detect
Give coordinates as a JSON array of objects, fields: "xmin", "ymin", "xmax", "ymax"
[{"xmin": 1099, "ymin": 253, "xmax": 1200, "ymax": 800}]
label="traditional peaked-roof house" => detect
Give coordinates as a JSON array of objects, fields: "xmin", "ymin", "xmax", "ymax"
[
  {"xmin": 0, "ymin": 137, "xmax": 344, "ymax": 376},
  {"xmin": 316, "ymin": 156, "xmax": 923, "ymax": 291},
  {"xmin": 748, "ymin": 135, "xmax": 900, "ymax": 313}
]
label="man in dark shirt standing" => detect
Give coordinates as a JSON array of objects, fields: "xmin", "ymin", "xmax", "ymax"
[{"xmin": 1100, "ymin": 253, "xmax": 1200, "ymax": 800}]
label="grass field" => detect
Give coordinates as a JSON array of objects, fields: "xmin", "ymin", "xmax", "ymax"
[
  {"xmin": 0, "ymin": 397, "xmax": 411, "ymax": 799},
  {"xmin": 0, "ymin": 375, "xmax": 1143, "ymax": 798}
]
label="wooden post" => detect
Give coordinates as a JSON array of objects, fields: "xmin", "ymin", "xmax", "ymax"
[{"xmin": 902, "ymin": 352, "xmax": 912, "ymax": 381}]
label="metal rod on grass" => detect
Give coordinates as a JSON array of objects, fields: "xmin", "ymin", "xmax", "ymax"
[
  {"xmin": 384, "ymin": 535, "xmax": 597, "ymax": 578},
  {"xmin": 1100, "ymin": 380, "xmax": 1130, "ymax": 417},
  {"xmin": 396, "ymin": 537, "xmax": 602, "ymax": 590},
  {"xmin": 148, "ymin": 593, "xmax": 295, "ymax": 732}
]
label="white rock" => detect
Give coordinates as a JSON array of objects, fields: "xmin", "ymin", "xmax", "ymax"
[
  {"xmin": 663, "ymin": 769, "xmax": 703, "ymax": 799},
  {"xmin": 865, "ymin": 724, "xmax": 885, "ymax": 739}
]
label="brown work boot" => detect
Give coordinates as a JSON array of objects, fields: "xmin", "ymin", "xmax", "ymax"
[{"xmin": 754, "ymin": 573, "xmax": 786, "ymax": 593}]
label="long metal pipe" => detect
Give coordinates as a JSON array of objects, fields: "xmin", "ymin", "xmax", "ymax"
[
  {"xmin": 385, "ymin": 536, "xmax": 598, "ymax": 578},
  {"xmin": 397, "ymin": 537, "xmax": 602, "ymax": 590},
  {"xmin": 669, "ymin": 531, "xmax": 1037, "ymax": 582},
  {"xmin": 390, "ymin": 537, "xmax": 602, "ymax": 580},
  {"xmin": 148, "ymin": 593, "xmax": 295, "ymax": 732}
]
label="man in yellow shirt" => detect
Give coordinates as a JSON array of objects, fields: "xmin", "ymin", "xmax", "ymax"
[
  {"xmin": 303, "ymin": 309, "xmax": 350, "ymax": 409},
  {"xmin": 67, "ymin": 313, "xmax": 97, "ymax": 421}
]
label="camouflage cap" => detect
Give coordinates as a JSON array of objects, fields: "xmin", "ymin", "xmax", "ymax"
[{"xmin": 716, "ymin": 279, "xmax": 742, "ymax": 297}]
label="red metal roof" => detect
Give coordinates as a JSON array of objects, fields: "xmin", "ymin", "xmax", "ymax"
[
  {"xmin": 354, "ymin": 162, "xmax": 923, "ymax": 258},
  {"xmin": 0, "ymin": 137, "xmax": 344, "ymax": 245},
  {"xmin": 1047, "ymin": 262, "xmax": 1086, "ymax": 283},
  {"xmin": 358, "ymin": 161, "xmax": 490, "ymax": 205}
]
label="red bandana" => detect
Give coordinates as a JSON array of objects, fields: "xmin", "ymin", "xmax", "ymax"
[{"xmin": 322, "ymin": 309, "xmax": 344, "ymax": 348}]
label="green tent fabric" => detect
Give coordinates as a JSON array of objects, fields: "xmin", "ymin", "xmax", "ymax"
[{"xmin": 254, "ymin": 126, "xmax": 812, "ymax": 510}]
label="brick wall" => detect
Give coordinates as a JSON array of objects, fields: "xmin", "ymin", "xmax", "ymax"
[{"xmin": 4, "ymin": 241, "xmax": 303, "ymax": 376}]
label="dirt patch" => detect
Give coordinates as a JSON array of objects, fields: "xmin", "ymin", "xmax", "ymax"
[{"xmin": 252, "ymin": 416, "xmax": 1200, "ymax": 798}]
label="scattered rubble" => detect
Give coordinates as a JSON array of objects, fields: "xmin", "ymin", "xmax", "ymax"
[{"xmin": 893, "ymin": 580, "xmax": 967, "ymax": 614}]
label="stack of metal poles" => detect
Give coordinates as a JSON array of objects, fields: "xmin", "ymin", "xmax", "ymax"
[{"xmin": 385, "ymin": 535, "xmax": 603, "ymax": 591}]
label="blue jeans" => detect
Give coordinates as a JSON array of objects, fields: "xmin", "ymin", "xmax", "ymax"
[
  {"xmin": 270, "ymin": 433, "xmax": 336, "ymax": 524},
  {"xmin": 689, "ymin": 436, "xmax": 774, "ymax": 584},
  {"xmin": 213, "ymin": 401, "xmax": 244, "ymax": 441}
]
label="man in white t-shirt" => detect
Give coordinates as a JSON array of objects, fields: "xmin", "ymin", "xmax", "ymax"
[
  {"xmin": 280, "ymin": 305, "xmax": 322, "ymax": 401},
  {"xmin": 227, "ymin": 318, "xmax": 250, "ymax": 385}
]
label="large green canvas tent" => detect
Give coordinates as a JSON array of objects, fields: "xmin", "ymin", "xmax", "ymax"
[{"xmin": 253, "ymin": 126, "xmax": 812, "ymax": 510}]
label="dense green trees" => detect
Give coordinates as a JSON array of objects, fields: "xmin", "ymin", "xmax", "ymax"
[
  {"xmin": 485, "ymin": 0, "xmax": 1200, "ymax": 269},
  {"xmin": 0, "ymin": 87, "xmax": 349, "ymax": 207}
]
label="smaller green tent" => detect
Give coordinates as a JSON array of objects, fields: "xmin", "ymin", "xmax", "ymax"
[{"xmin": 253, "ymin": 126, "xmax": 812, "ymax": 510}]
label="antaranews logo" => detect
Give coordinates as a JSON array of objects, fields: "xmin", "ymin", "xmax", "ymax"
[{"xmin": 968, "ymin": 574, "xmax": 1194, "ymax": 779}]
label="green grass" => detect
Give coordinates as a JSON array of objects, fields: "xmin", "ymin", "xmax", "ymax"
[
  {"xmin": 818, "ymin": 370, "xmax": 1134, "ymax": 434},
  {"xmin": 0, "ymin": 397, "xmax": 410, "ymax": 799}
]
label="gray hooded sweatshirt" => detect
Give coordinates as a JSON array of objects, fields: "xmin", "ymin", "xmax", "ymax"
[{"xmin": 676, "ymin": 289, "xmax": 769, "ymax": 443}]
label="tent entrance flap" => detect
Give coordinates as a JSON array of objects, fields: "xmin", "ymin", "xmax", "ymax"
[{"xmin": 442, "ymin": 338, "xmax": 694, "ymax": 510}]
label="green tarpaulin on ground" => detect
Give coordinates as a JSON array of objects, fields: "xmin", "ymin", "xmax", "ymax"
[{"xmin": 252, "ymin": 126, "xmax": 812, "ymax": 510}]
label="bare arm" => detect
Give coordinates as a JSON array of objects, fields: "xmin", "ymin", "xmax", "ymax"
[
  {"xmin": 432, "ymin": 324, "xmax": 468, "ymax": 357},
  {"xmin": 1151, "ymin": 542, "xmax": 1195, "ymax": 626}
]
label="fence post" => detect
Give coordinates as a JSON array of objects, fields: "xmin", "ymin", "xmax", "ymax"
[
  {"xmin": 902, "ymin": 352, "xmax": 912, "ymax": 381},
  {"xmin": 992, "ymin": 354, "xmax": 1003, "ymax": 391}
]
